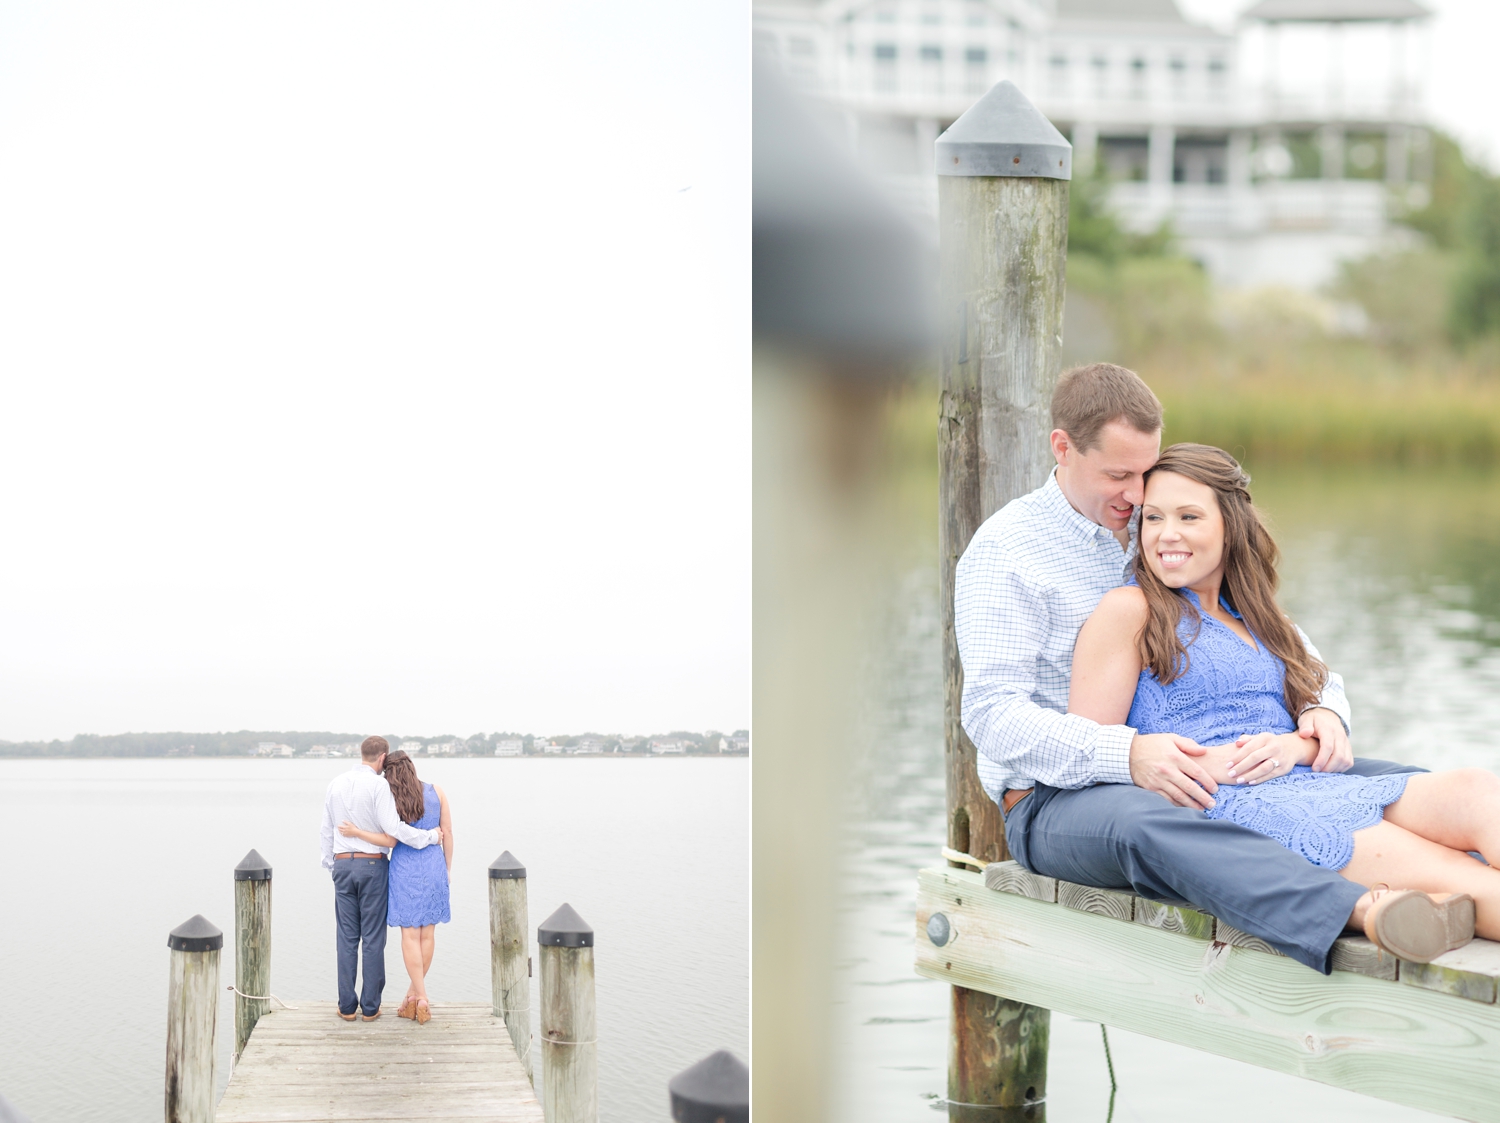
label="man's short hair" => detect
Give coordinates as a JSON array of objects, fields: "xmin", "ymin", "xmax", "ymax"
[
  {"xmin": 1051, "ymin": 363, "xmax": 1163, "ymax": 453},
  {"xmin": 360, "ymin": 736, "xmax": 389, "ymax": 762}
]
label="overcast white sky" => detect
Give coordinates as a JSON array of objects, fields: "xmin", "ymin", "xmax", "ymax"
[
  {"xmin": 0, "ymin": 2, "xmax": 748, "ymax": 742},
  {"xmin": 1180, "ymin": 0, "xmax": 1500, "ymax": 168}
]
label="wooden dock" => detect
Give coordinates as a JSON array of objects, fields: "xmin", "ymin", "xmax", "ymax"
[
  {"xmin": 215, "ymin": 1002, "xmax": 543, "ymax": 1123},
  {"xmin": 917, "ymin": 861, "xmax": 1500, "ymax": 1123}
]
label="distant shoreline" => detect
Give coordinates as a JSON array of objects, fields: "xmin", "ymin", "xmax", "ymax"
[
  {"xmin": 0, "ymin": 751, "xmax": 748, "ymax": 760},
  {"xmin": 0, "ymin": 728, "xmax": 749, "ymax": 761}
]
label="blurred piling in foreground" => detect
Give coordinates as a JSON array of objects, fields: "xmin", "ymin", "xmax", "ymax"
[{"xmin": 752, "ymin": 60, "xmax": 934, "ymax": 1123}]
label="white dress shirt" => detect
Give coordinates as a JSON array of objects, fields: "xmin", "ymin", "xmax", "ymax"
[
  {"xmin": 319, "ymin": 762, "xmax": 441, "ymax": 870},
  {"xmin": 954, "ymin": 469, "xmax": 1352, "ymax": 803}
]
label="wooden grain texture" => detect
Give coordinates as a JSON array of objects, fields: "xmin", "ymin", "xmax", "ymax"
[
  {"xmin": 1214, "ymin": 921, "xmax": 1283, "ymax": 956},
  {"xmin": 1135, "ymin": 898, "xmax": 1215, "ymax": 941},
  {"xmin": 540, "ymin": 946, "xmax": 596, "ymax": 1123},
  {"xmin": 1330, "ymin": 937, "xmax": 1398, "ymax": 981},
  {"xmin": 1400, "ymin": 939, "xmax": 1500, "ymax": 1004},
  {"xmin": 1057, "ymin": 881, "xmax": 1135, "ymax": 922},
  {"xmin": 983, "ymin": 861, "xmax": 1057, "ymax": 902},
  {"xmin": 938, "ymin": 174, "xmax": 1070, "ymax": 872},
  {"xmin": 215, "ymin": 1002, "xmax": 542, "ymax": 1123},
  {"xmin": 236, "ymin": 877, "xmax": 273, "ymax": 1061},
  {"xmin": 165, "ymin": 947, "xmax": 219, "ymax": 1123},
  {"xmin": 937, "ymin": 155, "xmax": 1068, "ymax": 1120},
  {"xmin": 916, "ymin": 867, "xmax": 1500, "ymax": 1122},
  {"xmin": 489, "ymin": 876, "xmax": 533, "ymax": 1082}
]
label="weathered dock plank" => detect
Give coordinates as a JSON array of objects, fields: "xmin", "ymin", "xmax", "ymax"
[
  {"xmin": 1401, "ymin": 939, "xmax": 1500, "ymax": 1004},
  {"xmin": 215, "ymin": 1002, "xmax": 543, "ymax": 1123},
  {"xmin": 916, "ymin": 866, "xmax": 1500, "ymax": 1123}
]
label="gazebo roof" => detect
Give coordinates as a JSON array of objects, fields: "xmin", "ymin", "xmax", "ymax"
[{"xmin": 1240, "ymin": 0, "xmax": 1430, "ymax": 22}]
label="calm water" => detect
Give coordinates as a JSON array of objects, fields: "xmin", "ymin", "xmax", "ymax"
[
  {"xmin": 0, "ymin": 757, "xmax": 747, "ymax": 1123},
  {"xmin": 834, "ymin": 465, "xmax": 1500, "ymax": 1123}
]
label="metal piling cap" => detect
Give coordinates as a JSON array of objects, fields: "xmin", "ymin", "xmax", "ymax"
[
  {"xmin": 669, "ymin": 1050, "xmax": 749, "ymax": 1123},
  {"xmin": 488, "ymin": 850, "xmax": 527, "ymax": 880},
  {"xmin": 234, "ymin": 848, "xmax": 272, "ymax": 881},
  {"xmin": 168, "ymin": 914, "xmax": 224, "ymax": 952},
  {"xmin": 537, "ymin": 903, "xmax": 594, "ymax": 948},
  {"xmin": 935, "ymin": 80, "xmax": 1072, "ymax": 180}
]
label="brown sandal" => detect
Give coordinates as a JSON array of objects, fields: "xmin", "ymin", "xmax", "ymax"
[
  {"xmin": 415, "ymin": 999, "xmax": 431, "ymax": 1025},
  {"xmin": 397, "ymin": 997, "xmax": 416, "ymax": 1020},
  {"xmin": 1363, "ymin": 888, "xmax": 1475, "ymax": 962}
]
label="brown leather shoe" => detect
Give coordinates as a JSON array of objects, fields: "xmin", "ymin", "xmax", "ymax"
[
  {"xmin": 1364, "ymin": 889, "xmax": 1476, "ymax": 962},
  {"xmin": 337, "ymin": 1009, "xmax": 357, "ymax": 1022},
  {"xmin": 397, "ymin": 997, "xmax": 416, "ymax": 1020},
  {"xmin": 361, "ymin": 1008, "xmax": 381, "ymax": 1021},
  {"xmin": 414, "ymin": 1000, "xmax": 431, "ymax": 1025}
]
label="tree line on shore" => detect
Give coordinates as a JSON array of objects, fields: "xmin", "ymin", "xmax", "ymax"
[
  {"xmin": 978, "ymin": 128, "xmax": 1500, "ymax": 466},
  {"xmin": 0, "ymin": 729, "xmax": 750, "ymax": 758}
]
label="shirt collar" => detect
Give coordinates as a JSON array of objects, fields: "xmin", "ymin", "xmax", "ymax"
[
  {"xmin": 1039, "ymin": 468, "xmax": 1106, "ymax": 544},
  {"xmin": 1040, "ymin": 468, "xmax": 1138, "ymax": 555},
  {"xmin": 355, "ymin": 762, "xmax": 380, "ymax": 776}
]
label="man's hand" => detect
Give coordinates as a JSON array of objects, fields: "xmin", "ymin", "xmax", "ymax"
[
  {"xmin": 1300, "ymin": 707, "xmax": 1353, "ymax": 773},
  {"xmin": 1130, "ymin": 733, "xmax": 1215, "ymax": 809}
]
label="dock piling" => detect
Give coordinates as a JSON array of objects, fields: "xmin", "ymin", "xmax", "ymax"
[
  {"xmin": 538, "ymin": 903, "xmax": 597, "ymax": 1123},
  {"xmin": 233, "ymin": 849, "xmax": 272, "ymax": 1061},
  {"xmin": 668, "ymin": 1051, "xmax": 749, "ymax": 1123},
  {"xmin": 490, "ymin": 850, "xmax": 534, "ymax": 1082},
  {"xmin": 936, "ymin": 80, "xmax": 1072, "ymax": 1119},
  {"xmin": 165, "ymin": 914, "xmax": 223, "ymax": 1123}
]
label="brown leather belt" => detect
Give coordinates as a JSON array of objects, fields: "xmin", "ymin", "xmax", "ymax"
[
  {"xmin": 334, "ymin": 852, "xmax": 386, "ymax": 860},
  {"xmin": 1001, "ymin": 788, "xmax": 1034, "ymax": 814}
]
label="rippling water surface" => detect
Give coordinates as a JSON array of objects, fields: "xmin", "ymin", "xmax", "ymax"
[
  {"xmin": 834, "ymin": 466, "xmax": 1500, "ymax": 1123},
  {"xmin": 0, "ymin": 757, "xmax": 747, "ymax": 1123}
]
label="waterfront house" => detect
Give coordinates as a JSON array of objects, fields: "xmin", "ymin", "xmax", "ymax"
[{"xmin": 752, "ymin": 0, "xmax": 1432, "ymax": 288}]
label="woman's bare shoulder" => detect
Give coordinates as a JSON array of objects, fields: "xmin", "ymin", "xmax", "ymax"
[{"xmin": 1092, "ymin": 585, "xmax": 1149, "ymax": 626}]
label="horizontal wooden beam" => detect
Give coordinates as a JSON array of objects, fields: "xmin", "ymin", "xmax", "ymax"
[{"xmin": 917, "ymin": 866, "xmax": 1500, "ymax": 1123}]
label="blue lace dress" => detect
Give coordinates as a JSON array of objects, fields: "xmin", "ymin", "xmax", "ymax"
[
  {"xmin": 387, "ymin": 782, "xmax": 451, "ymax": 928},
  {"xmin": 1126, "ymin": 589, "xmax": 1408, "ymax": 871}
]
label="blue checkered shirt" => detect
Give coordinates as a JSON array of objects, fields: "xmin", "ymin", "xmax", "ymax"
[{"xmin": 954, "ymin": 470, "xmax": 1350, "ymax": 802}]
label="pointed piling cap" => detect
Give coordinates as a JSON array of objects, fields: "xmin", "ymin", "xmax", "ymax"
[
  {"xmin": 488, "ymin": 850, "xmax": 527, "ymax": 880},
  {"xmin": 168, "ymin": 914, "xmax": 224, "ymax": 952},
  {"xmin": 537, "ymin": 903, "xmax": 594, "ymax": 948},
  {"xmin": 936, "ymin": 80, "xmax": 1071, "ymax": 180},
  {"xmin": 234, "ymin": 848, "xmax": 272, "ymax": 881},
  {"xmin": 669, "ymin": 1050, "xmax": 749, "ymax": 1123}
]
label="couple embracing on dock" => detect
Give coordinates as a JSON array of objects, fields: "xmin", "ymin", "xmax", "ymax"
[
  {"xmin": 957, "ymin": 362, "xmax": 1500, "ymax": 972},
  {"xmin": 318, "ymin": 735, "xmax": 455, "ymax": 1021}
]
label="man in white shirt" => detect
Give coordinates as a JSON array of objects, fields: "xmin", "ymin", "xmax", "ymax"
[
  {"xmin": 955, "ymin": 363, "xmax": 1420, "ymax": 973},
  {"xmin": 319, "ymin": 736, "xmax": 443, "ymax": 1020}
]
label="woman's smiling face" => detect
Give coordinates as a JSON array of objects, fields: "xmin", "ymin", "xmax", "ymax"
[{"xmin": 1140, "ymin": 470, "xmax": 1226, "ymax": 590}]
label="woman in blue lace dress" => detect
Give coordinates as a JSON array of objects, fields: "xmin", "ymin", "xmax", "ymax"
[
  {"xmin": 338, "ymin": 750, "xmax": 453, "ymax": 1023},
  {"xmin": 1070, "ymin": 443, "xmax": 1500, "ymax": 962}
]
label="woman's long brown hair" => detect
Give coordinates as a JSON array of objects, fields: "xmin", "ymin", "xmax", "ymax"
[
  {"xmin": 1134, "ymin": 443, "xmax": 1327, "ymax": 719},
  {"xmin": 383, "ymin": 750, "xmax": 426, "ymax": 824}
]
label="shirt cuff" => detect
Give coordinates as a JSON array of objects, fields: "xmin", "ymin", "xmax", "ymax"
[
  {"xmin": 1300, "ymin": 703, "xmax": 1350, "ymax": 736},
  {"xmin": 1093, "ymin": 724, "xmax": 1136, "ymax": 785}
]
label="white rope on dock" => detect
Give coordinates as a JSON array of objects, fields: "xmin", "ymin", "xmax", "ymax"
[
  {"xmin": 227, "ymin": 985, "xmax": 299, "ymax": 1010},
  {"xmin": 941, "ymin": 846, "xmax": 985, "ymax": 871}
]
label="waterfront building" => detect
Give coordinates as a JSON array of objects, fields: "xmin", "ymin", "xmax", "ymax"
[
  {"xmin": 398, "ymin": 740, "xmax": 424, "ymax": 755},
  {"xmin": 494, "ymin": 739, "xmax": 524, "ymax": 756},
  {"xmin": 753, "ymin": 0, "xmax": 1432, "ymax": 288}
]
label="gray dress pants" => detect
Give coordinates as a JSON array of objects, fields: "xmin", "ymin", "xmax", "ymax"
[
  {"xmin": 1002, "ymin": 757, "xmax": 1424, "ymax": 973},
  {"xmin": 332, "ymin": 856, "xmax": 389, "ymax": 1015}
]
